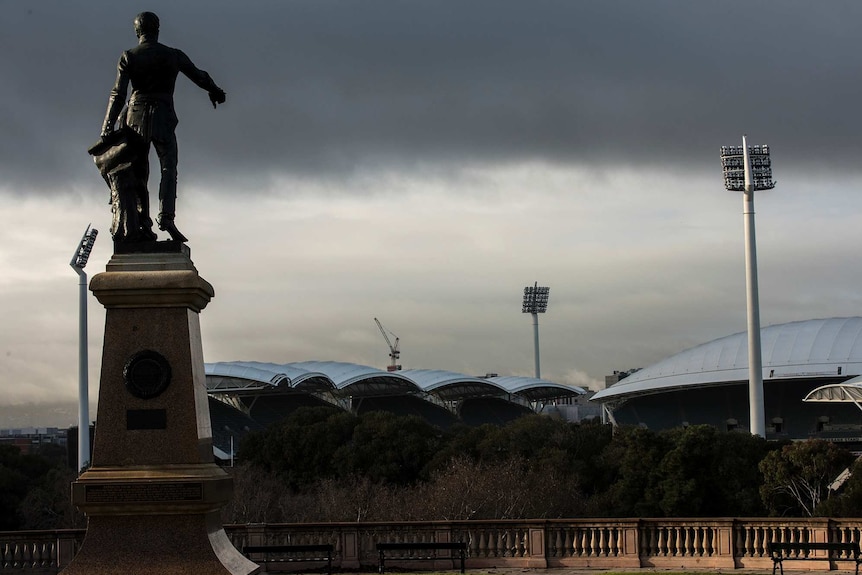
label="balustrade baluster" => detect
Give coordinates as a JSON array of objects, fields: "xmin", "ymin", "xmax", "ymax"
[
  {"xmin": 648, "ymin": 526, "xmax": 657, "ymax": 557},
  {"xmin": 520, "ymin": 528, "xmax": 527, "ymax": 557},
  {"xmin": 657, "ymin": 528, "xmax": 666, "ymax": 557},
  {"xmin": 747, "ymin": 527, "xmax": 756, "ymax": 557},
  {"xmin": 757, "ymin": 526, "xmax": 765, "ymax": 557},
  {"xmin": 838, "ymin": 528, "xmax": 848, "ymax": 558}
]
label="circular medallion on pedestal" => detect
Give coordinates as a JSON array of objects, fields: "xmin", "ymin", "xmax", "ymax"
[{"xmin": 124, "ymin": 350, "xmax": 171, "ymax": 399}]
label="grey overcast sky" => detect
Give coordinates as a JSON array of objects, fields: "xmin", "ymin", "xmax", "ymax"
[{"xmin": 3, "ymin": 0, "xmax": 862, "ymax": 425}]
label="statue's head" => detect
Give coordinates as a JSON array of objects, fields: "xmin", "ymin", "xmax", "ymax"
[{"xmin": 133, "ymin": 12, "xmax": 160, "ymax": 38}]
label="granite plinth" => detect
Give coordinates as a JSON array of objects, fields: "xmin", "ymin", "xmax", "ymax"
[
  {"xmin": 59, "ymin": 512, "xmax": 255, "ymax": 575},
  {"xmin": 62, "ymin": 251, "xmax": 258, "ymax": 575}
]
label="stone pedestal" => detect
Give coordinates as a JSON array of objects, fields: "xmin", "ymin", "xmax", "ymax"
[{"xmin": 60, "ymin": 250, "xmax": 258, "ymax": 575}]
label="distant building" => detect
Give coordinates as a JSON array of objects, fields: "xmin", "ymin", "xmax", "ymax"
[
  {"xmin": 0, "ymin": 427, "xmax": 67, "ymax": 455},
  {"xmin": 592, "ymin": 317, "xmax": 862, "ymax": 446}
]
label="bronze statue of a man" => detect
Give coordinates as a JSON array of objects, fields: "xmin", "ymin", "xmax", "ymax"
[{"xmin": 99, "ymin": 11, "xmax": 226, "ymax": 243}]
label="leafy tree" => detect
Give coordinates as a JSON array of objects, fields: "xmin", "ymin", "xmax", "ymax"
[
  {"xmin": 334, "ymin": 411, "xmax": 440, "ymax": 485},
  {"xmin": 0, "ymin": 444, "xmax": 57, "ymax": 529},
  {"xmin": 565, "ymin": 420, "xmax": 614, "ymax": 497},
  {"xmin": 238, "ymin": 406, "xmax": 358, "ymax": 488},
  {"xmin": 17, "ymin": 466, "xmax": 84, "ymax": 530},
  {"xmin": 651, "ymin": 426, "xmax": 769, "ymax": 517},
  {"xmin": 710, "ymin": 430, "xmax": 771, "ymax": 516},
  {"xmin": 426, "ymin": 423, "xmax": 497, "ymax": 471},
  {"xmin": 759, "ymin": 439, "xmax": 855, "ymax": 516},
  {"xmin": 594, "ymin": 426, "xmax": 668, "ymax": 517}
]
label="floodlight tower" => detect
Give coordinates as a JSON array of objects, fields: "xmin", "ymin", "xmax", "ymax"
[
  {"xmin": 720, "ymin": 136, "xmax": 775, "ymax": 438},
  {"xmin": 522, "ymin": 282, "xmax": 550, "ymax": 378},
  {"xmin": 70, "ymin": 225, "xmax": 98, "ymax": 470}
]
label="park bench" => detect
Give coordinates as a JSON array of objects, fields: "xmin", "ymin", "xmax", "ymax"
[
  {"xmin": 376, "ymin": 541, "xmax": 466, "ymax": 574},
  {"xmin": 242, "ymin": 543, "xmax": 333, "ymax": 574},
  {"xmin": 768, "ymin": 541, "xmax": 862, "ymax": 575}
]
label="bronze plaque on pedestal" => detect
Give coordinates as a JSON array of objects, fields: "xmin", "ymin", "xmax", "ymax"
[{"xmin": 85, "ymin": 482, "xmax": 204, "ymax": 504}]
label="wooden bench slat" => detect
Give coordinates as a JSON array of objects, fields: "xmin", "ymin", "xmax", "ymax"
[
  {"xmin": 377, "ymin": 542, "xmax": 466, "ymax": 550},
  {"xmin": 242, "ymin": 543, "xmax": 333, "ymax": 575},
  {"xmin": 376, "ymin": 541, "xmax": 466, "ymax": 575}
]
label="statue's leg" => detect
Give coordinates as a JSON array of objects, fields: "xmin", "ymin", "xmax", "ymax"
[
  {"xmin": 154, "ymin": 135, "xmax": 187, "ymax": 243},
  {"xmin": 113, "ymin": 166, "xmax": 141, "ymax": 241},
  {"xmin": 132, "ymin": 146, "xmax": 157, "ymax": 241},
  {"xmin": 108, "ymin": 175, "xmax": 121, "ymax": 241}
]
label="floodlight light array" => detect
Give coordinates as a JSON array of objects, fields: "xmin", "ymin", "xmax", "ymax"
[
  {"xmin": 72, "ymin": 227, "xmax": 99, "ymax": 269},
  {"xmin": 720, "ymin": 144, "xmax": 775, "ymax": 192},
  {"xmin": 522, "ymin": 285, "xmax": 550, "ymax": 314}
]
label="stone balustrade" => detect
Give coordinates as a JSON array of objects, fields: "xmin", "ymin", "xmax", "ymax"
[{"xmin": 4, "ymin": 519, "xmax": 862, "ymax": 573}]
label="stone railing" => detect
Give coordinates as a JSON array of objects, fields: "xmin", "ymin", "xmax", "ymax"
[
  {"xmin": 5, "ymin": 519, "xmax": 862, "ymax": 573},
  {"xmin": 0, "ymin": 529, "xmax": 84, "ymax": 574}
]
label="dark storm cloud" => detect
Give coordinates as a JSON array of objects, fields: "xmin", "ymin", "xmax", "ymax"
[{"xmin": 3, "ymin": 0, "xmax": 862, "ymax": 193}]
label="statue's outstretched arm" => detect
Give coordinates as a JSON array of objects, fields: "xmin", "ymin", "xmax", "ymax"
[
  {"xmin": 102, "ymin": 53, "xmax": 131, "ymax": 136},
  {"xmin": 177, "ymin": 50, "xmax": 226, "ymax": 108}
]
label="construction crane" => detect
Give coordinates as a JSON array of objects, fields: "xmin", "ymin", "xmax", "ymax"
[{"xmin": 374, "ymin": 317, "xmax": 402, "ymax": 372}]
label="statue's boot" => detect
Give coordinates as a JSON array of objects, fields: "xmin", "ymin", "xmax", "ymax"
[
  {"xmin": 157, "ymin": 193, "xmax": 188, "ymax": 243},
  {"xmin": 138, "ymin": 187, "xmax": 157, "ymax": 241},
  {"xmin": 158, "ymin": 215, "xmax": 188, "ymax": 243},
  {"xmin": 140, "ymin": 226, "xmax": 158, "ymax": 242}
]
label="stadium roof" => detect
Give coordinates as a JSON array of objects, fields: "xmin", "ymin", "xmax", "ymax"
[
  {"xmin": 207, "ymin": 361, "xmax": 334, "ymax": 394},
  {"xmin": 592, "ymin": 317, "xmax": 862, "ymax": 402},
  {"xmin": 398, "ymin": 369, "xmax": 509, "ymax": 400},
  {"xmin": 289, "ymin": 361, "xmax": 420, "ymax": 396},
  {"xmin": 487, "ymin": 375, "xmax": 586, "ymax": 400},
  {"xmin": 804, "ymin": 375, "xmax": 862, "ymax": 404},
  {"xmin": 206, "ymin": 361, "xmax": 587, "ymax": 402}
]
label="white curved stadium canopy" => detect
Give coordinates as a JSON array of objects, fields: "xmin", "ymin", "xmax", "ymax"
[
  {"xmin": 804, "ymin": 375, "xmax": 862, "ymax": 405},
  {"xmin": 592, "ymin": 317, "xmax": 862, "ymax": 402},
  {"xmin": 205, "ymin": 361, "xmax": 586, "ymax": 402}
]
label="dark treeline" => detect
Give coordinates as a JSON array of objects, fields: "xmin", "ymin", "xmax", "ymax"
[
  {"xmin": 4, "ymin": 407, "xmax": 862, "ymax": 530},
  {"xmin": 226, "ymin": 406, "xmax": 862, "ymax": 523},
  {"xmin": 0, "ymin": 443, "xmax": 83, "ymax": 530}
]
